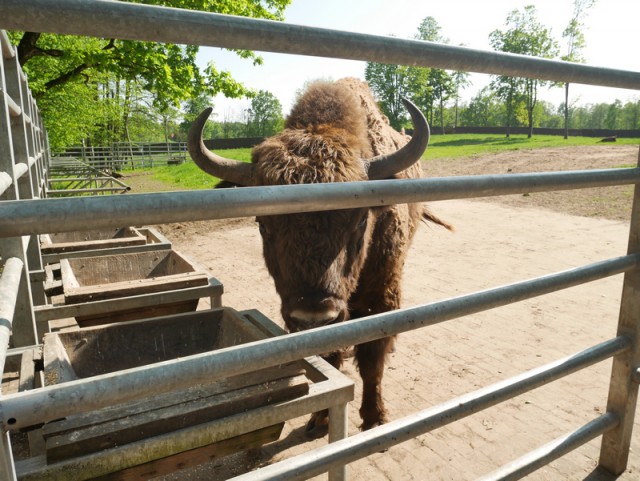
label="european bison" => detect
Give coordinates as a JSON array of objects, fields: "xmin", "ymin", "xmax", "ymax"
[{"xmin": 188, "ymin": 78, "xmax": 450, "ymax": 436}]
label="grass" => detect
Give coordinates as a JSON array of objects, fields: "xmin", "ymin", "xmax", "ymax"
[
  {"xmin": 426, "ymin": 133, "xmax": 640, "ymax": 160},
  {"xmin": 128, "ymin": 136, "xmax": 640, "ymax": 190},
  {"xmin": 127, "ymin": 148, "xmax": 251, "ymax": 190}
]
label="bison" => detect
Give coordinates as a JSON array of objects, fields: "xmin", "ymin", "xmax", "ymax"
[{"xmin": 188, "ymin": 78, "xmax": 450, "ymax": 436}]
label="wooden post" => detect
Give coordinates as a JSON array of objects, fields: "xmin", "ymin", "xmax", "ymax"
[{"xmin": 599, "ymin": 145, "xmax": 640, "ymax": 473}]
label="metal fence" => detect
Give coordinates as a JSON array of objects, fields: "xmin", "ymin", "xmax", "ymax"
[
  {"xmin": 59, "ymin": 141, "xmax": 188, "ymax": 171},
  {"xmin": 1, "ymin": 1, "xmax": 640, "ymax": 480}
]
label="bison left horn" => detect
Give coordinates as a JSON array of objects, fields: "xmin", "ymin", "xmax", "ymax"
[
  {"xmin": 365, "ymin": 98, "xmax": 430, "ymax": 180},
  {"xmin": 187, "ymin": 107, "xmax": 256, "ymax": 186}
]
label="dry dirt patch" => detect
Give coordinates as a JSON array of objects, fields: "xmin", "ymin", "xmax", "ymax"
[{"xmin": 142, "ymin": 144, "xmax": 640, "ymax": 480}]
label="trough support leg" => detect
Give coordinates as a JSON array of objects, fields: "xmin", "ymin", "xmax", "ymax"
[
  {"xmin": 328, "ymin": 403, "xmax": 348, "ymax": 481},
  {"xmin": 599, "ymin": 146, "xmax": 640, "ymax": 474},
  {"xmin": 0, "ymin": 431, "xmax": 17, "ymax": 481}
]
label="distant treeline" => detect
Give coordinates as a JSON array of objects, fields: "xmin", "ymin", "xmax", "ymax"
[{"xmin": 432, "ymin": 127, "xmax": 640, "ymax": 138}]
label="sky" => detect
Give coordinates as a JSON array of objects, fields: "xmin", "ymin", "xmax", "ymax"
[{"xmin": 196, "ymin": 0, "xmax": 640, "ymax": 121}]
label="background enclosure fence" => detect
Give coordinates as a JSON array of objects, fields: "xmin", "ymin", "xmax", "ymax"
[{"xmin": 1, "ymin": 1, "xmax": 640, "ymax": 480}]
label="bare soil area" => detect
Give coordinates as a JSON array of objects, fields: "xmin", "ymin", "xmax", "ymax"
[{"xmin": 122, "ymin": 144, "xmax": 640, "ymax": 480}]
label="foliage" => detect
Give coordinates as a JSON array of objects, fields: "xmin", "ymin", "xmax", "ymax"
[
  {"xmin": 560, "ymin": 0, "xmax": 597, "ymax": 138},
  {"xmin": 244, "ymin": 90, "xmax": 284, "ymax": 137},
  {"xmin": 364, "ymin": 59, "xmax": 412, "ymax": 130},
  {"xmin": 489, "ymin": 5, "xmax": 559, "ymax": 137},
  {"xmin": 11, "ymin": 0, "xmax": 291, "ymax": 151}
]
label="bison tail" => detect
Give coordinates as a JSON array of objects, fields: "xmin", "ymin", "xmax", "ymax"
[{"xmin": 422, "ymin": 207, "xmax": 454, "ymax": 231}]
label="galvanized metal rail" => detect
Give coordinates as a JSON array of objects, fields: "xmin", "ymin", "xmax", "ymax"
[
  {"xmin": 2, "ymin": 0, "xmax": 640, "ymax": 90},
  {"xmin": 1, "ymin": 1, "xmax": 640, "ymax": 480}
]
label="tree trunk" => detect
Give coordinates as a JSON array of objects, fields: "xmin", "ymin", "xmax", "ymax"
[{"xmin": 564, "ymin": 83, "xmax": 570, "ymax": 140}]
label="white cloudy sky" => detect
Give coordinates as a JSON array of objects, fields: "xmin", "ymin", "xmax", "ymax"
[{"xmin": 196, "ymin": 0, "xmax": 640, "ymax": 120}]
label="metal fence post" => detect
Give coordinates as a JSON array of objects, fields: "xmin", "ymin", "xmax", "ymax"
[{"xmin": 599, "ymin": 146, "xmax": 640, "ymax": 473}]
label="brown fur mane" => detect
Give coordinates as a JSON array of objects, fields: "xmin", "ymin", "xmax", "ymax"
[{"xmin": 252, "ymin": 81, "xmax": 372, "ymax": 186}]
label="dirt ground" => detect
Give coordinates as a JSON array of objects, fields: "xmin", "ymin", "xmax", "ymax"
[{"xmin": 124, "ymin": 144, "xmax": 640, "ymax": 480}]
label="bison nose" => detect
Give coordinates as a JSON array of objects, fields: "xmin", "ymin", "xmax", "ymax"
[{"xmin": 288, "ymin": 307, "xmax": 342, "ymax": 332}]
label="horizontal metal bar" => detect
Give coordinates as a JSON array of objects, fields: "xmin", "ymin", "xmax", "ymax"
[
  {"xmin": 2, "ymin": 0, "xmax": 640, "ymax": 90},
  {"xmin": 476, "ymin": 413, "xmax": 619, "ymax": 481},
  {"xmin": 33, "ymin": 279, "xmax": 221, "ymax": 323},
  {"xmin": 4, "ymin": 92, "xmax": 21, "ymax": 117},
  {"xmin": 2, "ymin": 168, "xmax": 640, "ymax": 238},
  {"xmin": 0, "ymin": 258, "xmax": 24, "ymax": 377},
  {"xmin": 1, "ymin": 254, "xmax": 635, "ymax": 430},
  {"xmin": 45, "ymin": 187, "xmax": 130, "ymax": 195},
  {"xmin": 231, "ymin": 337, "xmax": 629, "ymax": 481},
  {"xmin": 0, "ymin": 29, "xmax": 14, "ymax": 59},
  {"xmin": 12, "ymin": 163, "xmax": 28, "ymax": 181},
  {"xmin": 0, "ymin": 172, "xmax": 12, "ymax": 196}
]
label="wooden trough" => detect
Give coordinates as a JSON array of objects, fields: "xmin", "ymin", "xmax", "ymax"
[
  {"xmin": 40, "ymin": 227, "xmax": 171, "ymax": 262},
  {"xmin": 13, "ymin": 308, "xmax": 354, "ymax": 480},
  {"xmin": 58, "ymin": 249, "xmax": 213, "ymax": 327},
  {"xmin": 40, "ymin": 227, "xmax": 146, "ymax": 253}
]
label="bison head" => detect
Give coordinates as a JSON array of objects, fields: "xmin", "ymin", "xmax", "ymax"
[{"xmin": 188, "ymin": 85, "xmax": 429, "ymax": 333}]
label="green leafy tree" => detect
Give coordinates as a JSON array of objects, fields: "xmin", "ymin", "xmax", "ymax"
[
  {"xmin": 10, "ymin": 0, "xmax": 291, "ymax": 151},
  {"xmin": 245, "ymin": 90, "xmax": 284, "ymax": 137},
  {"xmin": 413, "ymin": 17, "xmax": 456, "ymax": 134},
  {"xmin": 365, "ymin": 60, "xmax": 411, "ymax": 130},
  {"xmin": 490, "ymin": 5, "xmax": 559, "ymax": 137},
  {"xmin": 459, "ymin": 87, "xmax": 507, "ymax": 127},
  {"xmin": 560, "ymin": 0, "xmax": 596, "ymax": 138}
]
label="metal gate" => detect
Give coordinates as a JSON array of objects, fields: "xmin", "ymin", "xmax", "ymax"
[{"xmin": 1, "ymin": 1, "xmax": 640, "ymax": 480}]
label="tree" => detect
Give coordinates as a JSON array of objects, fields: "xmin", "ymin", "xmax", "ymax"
[
  {"xmin": 245, "ymin": 90, "xmax": 284, "ymax": 137},
  {"xmin": 490, "ymin": 5, "xmax": 559, "ymax": 137},
  {"xmin": 413, "ymin": 17, "xmax": 456, "ymax": 134},
  {"xmin": 451, "ymin": 70, "xmax": 471, "ymax": 129},
  {"xmin": 459, "ymin": 87, "xmax": 506, "ymax": 127},
  {"xmin": 561, "ymin": 0, "xmax": 596, "ymax": 138},
  {"xmin": 365, "ymin": 60, "xmax": 412, "ymax": 130},
  {"xmin": 9, "ymin": 0, "xmax": 291, "ymax": 150}
]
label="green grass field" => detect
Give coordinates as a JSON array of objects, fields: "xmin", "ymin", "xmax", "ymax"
[
  {"xmin": 426, "ymin": 133, "xmax": 640, "ymax": 159},
  {"xmin": 131, "ymin": 135, "xmax": 640, "ymax": 190}
]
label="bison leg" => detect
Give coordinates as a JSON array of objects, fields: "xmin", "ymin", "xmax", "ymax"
[
  {"xmin": 305, "ymin": 350, "xmax": 344, "ymax": 439},
  {"xmin": 355, "ymin": 335, "xmax": 395, "ymax": 430}
]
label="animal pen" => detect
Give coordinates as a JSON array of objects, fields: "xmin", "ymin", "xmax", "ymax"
[{"xmin": 1, "ymin": 1, "xmax": 640, "ymax": 480}]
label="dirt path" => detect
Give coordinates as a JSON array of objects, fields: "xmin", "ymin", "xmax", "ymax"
[{"xmin": 147, "ymin": 144, "xmax": 640, "ymax": 480}]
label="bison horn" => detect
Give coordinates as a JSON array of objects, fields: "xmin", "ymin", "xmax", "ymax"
[
  {"xmin": 188, "ymin": 107, "xmax": 255, "ymax": 186},
  {"xmin": 365, "ymin": 98, "xmax": 430, "ymax": 180}
]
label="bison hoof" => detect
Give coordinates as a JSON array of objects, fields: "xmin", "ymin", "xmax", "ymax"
[{"xmin": 305, "ymin": 412, "xmax": 329, "ymax": 439}]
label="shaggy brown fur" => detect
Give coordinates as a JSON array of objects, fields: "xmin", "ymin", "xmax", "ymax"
[
  {"xmin": 247, "ymin": 78, "xmax": 450, "ymax": 435},
  {"xmin": 188, "ymin": 78, "xmax": 449, "ymax": 435}
]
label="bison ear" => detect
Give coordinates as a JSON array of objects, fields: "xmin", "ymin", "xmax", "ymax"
[
  {"xmin": 188, "ymin": 108, "xmax": 256, "ymax": 186},
  {"xmin": 365, "ymin": 98, "xmax": 430, "ymax": 180}
]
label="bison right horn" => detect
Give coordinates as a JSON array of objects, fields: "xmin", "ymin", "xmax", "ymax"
[
  {"xmin": 188, "ymin": 107, "xmax": 256, "ymax": 186},
  {"xmin": 365, "ymin": 98, "xmax": 430, "ymax": 181}
]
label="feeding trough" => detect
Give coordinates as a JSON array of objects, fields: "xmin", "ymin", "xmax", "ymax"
[
  {"xmin": 40, "ymin": 227, "xmax": 172, "ymax": 262},
  {"xmin": 41, "ymin": 227, "xmax": 146, "ymax": 254},
  {"xmin": 58, "ymin": 249, "xmax": 214, "ymax": 326},
  {"xmin": 17, "ymin": 307, "xmax": 355, "ymax": 481}
]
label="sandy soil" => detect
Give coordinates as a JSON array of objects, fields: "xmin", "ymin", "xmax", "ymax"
[{"xmin": 122, "ymin": 144, "xmax": 640, "ymax": 480}]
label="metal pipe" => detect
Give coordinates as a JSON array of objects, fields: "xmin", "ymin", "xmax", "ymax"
[
  {"xmin": 2, "ymin": 168, "xmax": 640, "ymax": 238},
  {"xmin": 1, "ymin": 0, "xmax": 640, "ymax": 90},
  {"xmin": 0, "ymin": 258, "xmax": 24, "ymax": 377},
  {"xmin": 0, "ymin": 172, "xmax": 12, "ymax": 196},
  {"xmin": 230, "ymin": 337, "xmax": 629, "ymax": 481},
  {"xmin": 12, "ymin": 163, "xmax": 28, "ymax": 181},
  {"xmin": 5, "ymin": 93, "xmax": 21, "ymax": 118},
  {"xmin": 476, "ymin": 413, "xmax": 619, "ymax": 481},
  {"xmin": 0, "ymin": 254, "xmax": 636, "ymax": 430},
  {"xmin": 0, "ymin": 30, "xmax": 15, "ymax": 59}
]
